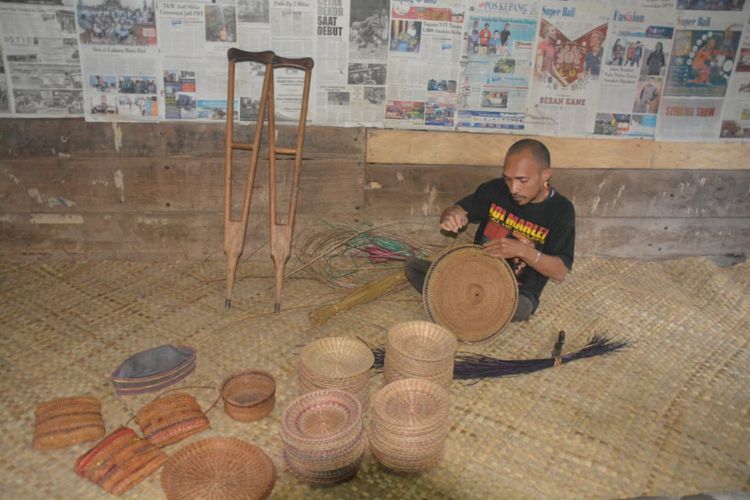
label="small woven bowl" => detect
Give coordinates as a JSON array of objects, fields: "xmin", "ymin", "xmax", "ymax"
[{"xmin": 221, "ymin": 370, "xmax": 276, "ymax": 422}]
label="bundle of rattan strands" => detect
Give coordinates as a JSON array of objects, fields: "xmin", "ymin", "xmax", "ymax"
[
  {"xmin": 280, "ymin": 389, "xmax": 366, "ymax": 485},
  {"xmin": 370, "ymin": 378, "xmax": 451, "ymax": 473},
  {"xmin": 292, "ymin": 223, "xmax": 434, "ymax": 288},
  {"xmin": 160, "ymin": 437, "xmax": 276, "ymax": 500},
  {"xmin": 298, "ymin": 337, "xmax": 374, "ymax": 408},
  {"xmin": 384, "ymin": 321, "xmax": 457, "ymax": 390}
]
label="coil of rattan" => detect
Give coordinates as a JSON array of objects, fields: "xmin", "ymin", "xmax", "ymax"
[
  {"xmin": 423, "ymin": 244, "xmax": 518, "ymax": 343},
  {"xmin": 161, "ymin": 436, "xmax": 276, "ymax": 500}
]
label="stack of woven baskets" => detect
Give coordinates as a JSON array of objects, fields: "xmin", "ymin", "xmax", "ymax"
[
  {"xmin": 280, "ymin": 389, "xmax": 366, "ymax": 485},
  {"xmin": 298, "ymin": 337, "xmax": 373, "ymax": 407},
  {"xmin": 384, "ymin": 321, "xmax": 457, "ymax": 389},
  {"xmin": 370, "ymin": 378, "xmax": 451, "ymax": 473}
]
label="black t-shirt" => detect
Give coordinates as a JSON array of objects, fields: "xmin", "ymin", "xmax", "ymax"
[{"xmin": 457, "ymin": 178, "xmax": 575, "ymax": 313}]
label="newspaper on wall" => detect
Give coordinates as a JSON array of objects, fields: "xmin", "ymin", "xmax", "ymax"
[
  {"xmin": 315, "ymin": 0, "xmax": 389, "ymax": 126},
  {"xmin": 455, "ymin": 0, "xmax": 539, "ymax": 132},
  {"xmin": 76, "ymin": 0, "xmax": 160, "ymax": 122},
  {"xmin": 525, "ymin": 1, "xmax": 610, "ymax": 136},
  {"xmin": 656, "ymin": 10, "xmax": 744, "ymax": 139},
  {"xmin": 384, "ymin": 0, "xmax": 466, "ymax": 129},
  {"xmin": 719, "ymin": 14, "xmax": 750, "ymax": 138},
  {"xmin": 593, "ymin": 0, "xmax": 676, "ymax": 138},
  {"xmin": 0, "ymin": 1, "xmax": 83, "ymax": 117},
  {"xmin": 159, "ymin": 0, "xmax": 238, "ymax": 122}
]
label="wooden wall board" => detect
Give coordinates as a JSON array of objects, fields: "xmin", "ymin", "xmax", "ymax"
[
  {"xmin": 0, "ymin": 119, "xmax": 365, "ymax": 159},
  {"xmin": 366, "ymin": 129, "xmax": 750, "ymax": 170},
  {"xmin": 1, "ymin": 157, "xmax": 364, "ymax": 216},
  {"xmin": 0, "ymin": 213, "xmax": 359, "ymax": 261},
  {"xmin": 364, "ymin": 164, "xmax": 750, "ymax": 218}
]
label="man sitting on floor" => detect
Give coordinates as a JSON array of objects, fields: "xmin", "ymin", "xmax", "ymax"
[{"xmin": 405, "ymin": 138, "xmax": 576, "ymax": 322}]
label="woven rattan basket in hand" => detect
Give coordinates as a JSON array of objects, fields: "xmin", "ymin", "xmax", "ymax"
[
  {"xmin": 423, "ymin": 244, "xmax": 518, "ymax": 343},
  {"xmin": 32, "ymin": 396, "xmax": 105, "ymax": 450},
  {"xmin": 220, "ymin": 370, "xmax": 276, "ymax": 422},
  {"xmin": 161, "ymin": 436, "xmax": 276, "ymax": 500}
]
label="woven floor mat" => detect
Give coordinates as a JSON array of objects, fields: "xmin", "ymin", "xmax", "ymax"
[{"xmin": 0, "ymin": 257, "xmax": 748, "ymax": 499}]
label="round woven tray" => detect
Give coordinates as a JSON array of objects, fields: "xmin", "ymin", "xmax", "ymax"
[
  {"xmin": 423, "ymin": 244, "xmax": 518, "ymax": 343},
  {"xmin": 221, "ymin": 370, "xmax": 276, "ymax": 422},
  {"xmin": 387, "ymin": 321, "xmax": 457, "ymax": 362},
  {"xmin": 161, "ymin": 437, "xmax": 276, "ymax": 500},
  {"xmin": 372, "ymin": 378, "xmax": 450, "ymax": 430},
  {"xmin": 299, "ymin": 337, "xmax": 374, "ymax": 379}
]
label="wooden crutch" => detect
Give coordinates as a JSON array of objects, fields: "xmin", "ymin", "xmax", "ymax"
[
  {"xmin": 223, "ymin": 49, "xmax": 275, "ymax": 310},
  {"xmin": 266, "ymin": 54, "xmax": 314, "ymax": 314}
]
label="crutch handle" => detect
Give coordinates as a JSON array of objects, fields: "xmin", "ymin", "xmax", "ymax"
[
  {"xmin": 273, "ymin": 55, "xmax": 314, "ymax": 71},
  {"xmin": 227, "ymin": 48, "xmax": 275, "ymax": 64}
]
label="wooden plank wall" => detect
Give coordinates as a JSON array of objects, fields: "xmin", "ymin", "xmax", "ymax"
[{"xmin": 1, "ymin": 119, "xmax": 748, "ymax": 260}]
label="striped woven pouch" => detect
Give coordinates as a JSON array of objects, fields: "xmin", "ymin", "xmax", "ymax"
[
  {"xmin": 134, "ymin": 393, "xmax": 209, "ymax": 447},
  {"xmin": 32, "ymin": 396, "xmax": 106, "ymax": 450},
  {"xmin": 75, "ymin": 427, "xmax": 167, "ymax": 496}
]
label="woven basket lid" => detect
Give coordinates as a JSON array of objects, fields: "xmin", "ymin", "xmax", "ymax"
[
  {"xmin": 423, "ymin": 244, "xmax": 518, "ymax": 343},
  {"xmin": 161, "ymin": 437, "xmax": 276, "ymax": 500},
  {"xmin": 299, "ymin": 337, "xmax": 374, "ymax": 379}
]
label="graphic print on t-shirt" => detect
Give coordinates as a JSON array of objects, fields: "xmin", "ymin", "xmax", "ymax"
[{"xmin": 481, "ymin": 202, "xmax": 552, "ymax": 280}]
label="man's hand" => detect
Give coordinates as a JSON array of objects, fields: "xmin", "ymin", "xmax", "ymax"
[
  {"xmin": 483, "ymin": 234, "xmax": 533, "ymax": 259},
  {"xmin": 440, "ymin": 205, "xmax": 469, "ymax": 233}
]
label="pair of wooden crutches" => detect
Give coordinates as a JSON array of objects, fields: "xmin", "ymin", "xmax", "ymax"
[{"xmin": 223, "ymin": 48, "xmax": 314, "ymax": 313}]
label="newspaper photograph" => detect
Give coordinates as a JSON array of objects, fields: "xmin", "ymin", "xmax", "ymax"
[
  {"xmin": 718, "ymin": 19, "xmax": 750, "ymax": 138},
  {"xmin": 76, "ymin": 0, "xmax": 161, "ymax": 122},
  {"xmin": 0, "ymin": 2, "xmax": 83, "ymax": 116},
  {"xmin": 384, "ymin": 0, "xmax": 465, "ymax": 129},
  {"xmin": 594, "ymin": 0, "xmax": 676, "ymax": 138},
  {"xmin": 676, "ymin": 0, "xmax": 746, "ymax": 11},
  {"xmin": 526, "ymin": 1, "xmax": 610, "ymax": 135},
  {"xmin": 236, "ymin": 0, "xmax": 271, "ymax": 50},
  {"xmin": 456, "ymin": 0, "xmax": 539, "ymax": 132},
  {"xmin": 658, "ymin": 11, "xmax": 744, "ymax": 139}
]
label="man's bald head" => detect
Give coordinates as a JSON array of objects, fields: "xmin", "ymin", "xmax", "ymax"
[{"xmin": 505, "ymin": 138, "xmax": 550, "ymax": 171}]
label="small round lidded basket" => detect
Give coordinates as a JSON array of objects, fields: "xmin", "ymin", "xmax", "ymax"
[{"xmin": 220, "ymin": 370, "xmax": 276, "ymax": 422}]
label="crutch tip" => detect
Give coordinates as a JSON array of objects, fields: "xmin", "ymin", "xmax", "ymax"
[
  {"xmin": 224, "ymin": 298, "xmax": 232, "ymax": 310},
  {"xmin": 274, "ymin": 303, "xmax": 281, "ymax": 315}
]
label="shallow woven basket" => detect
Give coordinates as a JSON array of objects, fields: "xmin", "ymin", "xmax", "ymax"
[
  {"xmin": 387, "ymin": 321, "xmax": 457, "ymax": 361},
  {"xmin": 372, "ymin": 378, "xmax": 450, "ymax": 430},
  {"xmin": 281, "ymin": 389, "xmax": 362, "ymax": 449},
  {"xmin": 299, "ymin": 337, "xmax": 374, "ymax": 380},
  {"xmin": 221, "ymin": 370, "xmax": 276, "ymax": 422},
  {"xmin": 161, "ymin": 437, "xmax": 276, "ymax": 500},
  {"xmin": 423, "ymin": 244, "xmax": 518, "ymax": 343}
]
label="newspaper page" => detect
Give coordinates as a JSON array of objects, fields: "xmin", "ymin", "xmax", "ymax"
[
  {"xmin": 594, "ymin": 0, "xmax": 676, "ymax": 138},
  {"xmin": 719, "ymin": 14, "xmax": 750, "ymax": 139},
  {"xmin": 456, "ymin": 0, "xmax": 540, "ymax": 132},
  {"xmin": 315, "ymin": 0, "xmax": 389, "ymax": 126},
  {"xmin": 263, "ymin": 0, "xmax": 317, "ymax": 123},
  {"xmin": 234, "ymin": 0, "xmax": 271, "ymax": 124},
  {"xmin": 525, "ymin": 0, "xmax": 610, "ymax": 136},
  {"xmin": 159, "ymin": 0, "xmax": 238, "ymax": 122},
  {"xmin": 76, "ymin": 0, "xmax": 160, "ymax": 122},
  {"xmin": 656, "ymin": 8, "xmax": 744, "ymax": 140},
  {"xmin": 384, "ymin": 0, "xmax": 465, "ymax": 129},
  {"xmin": 0, "ymin": 1, "xmax": 83, "ymax": 117}
]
